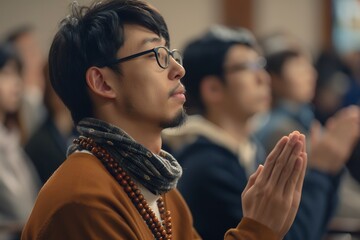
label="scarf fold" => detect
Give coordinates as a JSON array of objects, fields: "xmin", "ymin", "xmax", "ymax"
[{"xmin": 68, "ymin": 118, "xmax": 182, "ymax": 195}]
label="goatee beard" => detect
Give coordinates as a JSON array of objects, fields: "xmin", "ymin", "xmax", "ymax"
[{"xmin": 160, "ymin": 109, "xmax": 187, "ymax": 129}]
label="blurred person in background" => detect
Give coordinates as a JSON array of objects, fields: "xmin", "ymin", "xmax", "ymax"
[
  {"xmin": 255, "ymin": 34, "xmax": 360, "ymax": 237},
  {"xmin": 6, "ymin": 25, "xmax": 46, "ymax": 138},
  {"xmin": 163, "ymin": 25, "xmax": 360, "ymax": 240},
  {"xmin": 25, "ymin": 65, "xmax": 75, "ymax": 185},
  {"xmin": 0, "ymin": 43, "xmax": 41, "ymax": 239}
]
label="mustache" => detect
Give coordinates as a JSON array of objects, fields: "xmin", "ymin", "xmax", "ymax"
[{"xmin": 168, "ymin": 83, "xmax": 185, "ymax": 97}]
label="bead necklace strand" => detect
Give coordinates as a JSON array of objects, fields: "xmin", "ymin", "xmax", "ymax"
[{"xmin": 73, "ymin": 136, "xmax": 172, "ymax": 240}]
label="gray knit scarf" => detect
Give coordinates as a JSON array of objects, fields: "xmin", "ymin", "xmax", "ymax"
[{"xmin": 67, "ymin": 118, "xmax": 182, "ymax": 195}]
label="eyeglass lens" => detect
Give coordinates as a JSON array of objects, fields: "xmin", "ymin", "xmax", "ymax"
[{"xmin": 156, "ymin": 47, "xmax": 182, "ymax": 68}]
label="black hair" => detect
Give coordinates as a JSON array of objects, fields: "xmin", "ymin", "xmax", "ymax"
[
  {"xmin": 182, "ymin": 25, "xmax": 258, "ymax": 114},
  {"xmin": 0, "ymin": 43, "xmax": 22, "ymax": 74},
  {"xmin": 265, "ymin": 50, "xmax": 300, "ymax": 77},
  {"xmin": 49, "ymin": 0, "xmax": 169, "ymax": 124},
  {"xmin": 5, "ymin": 25, "xmax": 34, "ymax": 44}
]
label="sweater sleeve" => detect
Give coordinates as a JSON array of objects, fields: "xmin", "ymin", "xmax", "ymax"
[
  {"xmin": 225, "ymin": 217, "xmax": 280, "ymax": 240},
  {"xmin": 33, "ymin": 203, "xmax": 140, "ymax": 240}
]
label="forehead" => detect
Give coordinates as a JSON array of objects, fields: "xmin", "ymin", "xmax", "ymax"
[
  {"xmin": 224, "ymin": 44, "xmax": 258, "ymax": 64},
  {"xmin": 120, "ymin": 24, "xmax": 166, "ymax": 55}
]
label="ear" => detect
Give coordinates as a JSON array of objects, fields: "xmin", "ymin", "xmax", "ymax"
[
  {"xmin": 85, "ymin": 67, "xmax": 116, "ymax": 99},
  {"xmin": 199, "ymin": 76, "xmax": 225, "ymax": 105}
]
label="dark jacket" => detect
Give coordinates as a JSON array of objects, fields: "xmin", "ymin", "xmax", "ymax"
[{"xmin": 164, "ymin": 114, "xmax": 340, "ymax": 240}]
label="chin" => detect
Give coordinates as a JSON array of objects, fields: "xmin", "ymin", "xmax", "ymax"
[{"xmin": 160, "ymin": 109, "xmax": 187, "ymax": 129}]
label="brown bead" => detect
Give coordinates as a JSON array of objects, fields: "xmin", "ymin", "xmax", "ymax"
[
  {"xmin": 120, "ymin": 180, "xmax": 127, "ymax": 186},
  {"xmin": 156, "ymin": 221, "xmax": 162, "ymax": 228},
  {"xmin": 158, "ymin": 201, "xmax": 164, "ymax": 208},
  {"xmin": 75, "ymin": 136, "xmax": 172, "ymax": 240},
  {"xmin": 144, "ymin": 214, "xmax": 150, "ymax": 220},
  {"xmin": 91, "ymin": 147, "xmax": 98, "ymax": 154},
  {"xmin": 140, "ymin": 209, "xmax": 146, "ymax": 215}
]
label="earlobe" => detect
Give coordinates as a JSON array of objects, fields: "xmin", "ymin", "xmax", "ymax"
[{"xmin": 86, "ymin": 67, "xmax": 116, "ymax": 99}]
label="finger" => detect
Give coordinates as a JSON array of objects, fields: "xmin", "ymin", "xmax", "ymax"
[
  {"xmin": 256, "ymin": 136, "xmax": 288, "ymax": 184},
  {"xmin": 283, "ymin": 151, "xmax": 306, "ymax": 197},
  {"xmin": 280, "ymin": 153, "xmax": 307, "ymax": 235},
  {"xmin": 293, "ymin": 152, "xmax": 308, "ymax": 195},
  {"xmin": 243, "ymin": 164, "xmax": 263, "ymax": 195},
  {"xmin": 299, "ymin": 133, "xmax": 306, "ymax": 153},
  {"xmin": 269, "ymin": 133, "xmax": 300, "ymax": 184},
  {"xmin": 276, "ymin": 140, "xmax": 303, "ymax": 188}
]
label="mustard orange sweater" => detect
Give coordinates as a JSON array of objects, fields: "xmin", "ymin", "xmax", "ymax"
[{"xmin": 22, "ymin": 153, "xmax": 278, "ymax": 240}]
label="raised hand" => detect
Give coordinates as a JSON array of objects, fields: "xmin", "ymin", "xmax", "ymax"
[
  {"xmin": 310, "ymin": 105, "xmax": 360, "ymax": 174},
  {"xmin": 241, "ymin": 131, "xmax": 307, "ymax": 238}
]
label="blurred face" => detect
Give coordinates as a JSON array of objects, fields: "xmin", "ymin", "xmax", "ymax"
[
  {"xmin": 222, "ymin": 45, "xmax": 271, "ymax": 119},
  {"xmin": 0, "ymin": 61, "xmax": 22, "ymax": 115},
  {"xmin": 279, "ymin": 55, "xmax": 317, "ymax": 103},
  {"xmin": 109, "ymin": 24, "xmax": 186, "ymax": 129}
]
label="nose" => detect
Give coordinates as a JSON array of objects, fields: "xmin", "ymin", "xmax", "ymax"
[{"xmin": 168, "ymin": 57, "xmax": 185, "ymax": 81}]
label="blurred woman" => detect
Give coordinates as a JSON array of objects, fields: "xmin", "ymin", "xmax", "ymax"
[{"xmin": 0, "ymin": 43, "xmax": 40, "ymax": 238}]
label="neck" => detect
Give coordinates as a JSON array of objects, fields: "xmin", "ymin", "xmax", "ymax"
[{"xmin": 205, "ymin": 111, "xmax": 251, "ymax": 144}]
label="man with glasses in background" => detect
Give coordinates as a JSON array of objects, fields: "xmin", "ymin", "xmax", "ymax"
[
  {"xmin": 162, "ymin": 24, "xmax": 358, "ymax": 240},
  {"xmin": 22, "ymin": 1, "xmax": 307, "ymax": 240}
]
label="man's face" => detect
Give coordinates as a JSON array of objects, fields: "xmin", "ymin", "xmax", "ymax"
[
  {"xmin": 222, "ymin": 45, "xmax": 271, "ymax": 119},
  {"xmin": 280, "ymin": 55, "xmax": 317, "ymax": 103},
  {"xmin": 0, "ymin": 61, "xmax": 23, "ymax": 114},
  {"xmin": 109, "ymin": 24, "xmax": 186, "ymax": 129}
]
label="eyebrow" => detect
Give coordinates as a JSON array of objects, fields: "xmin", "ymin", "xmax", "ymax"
[{"xmin": 141, "ymin": 37, "xmax": 162, "ymax": 46}]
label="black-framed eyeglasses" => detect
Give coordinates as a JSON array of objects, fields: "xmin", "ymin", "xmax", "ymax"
[
  {"xmin": 100, "ymin": 46, "xmax": 183, "ymax": 69},
  {"xmin": 224, "ymin": 57, "xmax": 267, "ymax": 73}
]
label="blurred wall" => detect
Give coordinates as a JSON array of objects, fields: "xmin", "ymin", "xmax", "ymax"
[
  {"xmin": 253, "ymin": 0, "xmax": 324, "ymax": 54},
  {"xmin": 0, "ymin": 0, "xmax": 324, "ymax": 57}
]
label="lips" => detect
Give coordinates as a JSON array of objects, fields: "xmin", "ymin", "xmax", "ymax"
[
  {"xmin": 169, "ymin": 84, "xmax": 186, "ymax": 102},
  {"xmin": 169, "ymin": 83, "xmax": 186, "ymax": 96}
]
